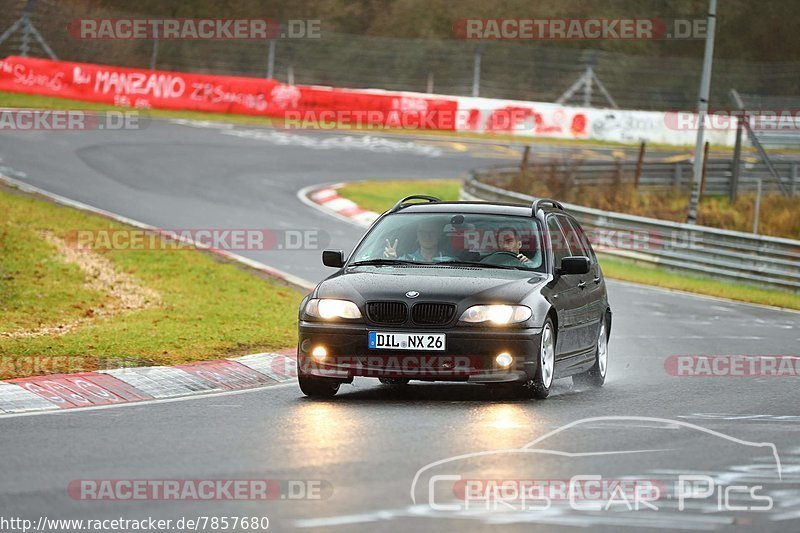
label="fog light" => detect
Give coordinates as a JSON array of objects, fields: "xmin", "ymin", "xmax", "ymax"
[
  {"xmin": 495, "ymin": 352, "xmax": 513, "ymax": 368},
  {"xmin": 312, "ymin": 346, "xmax": 327, "ymax": 361}
]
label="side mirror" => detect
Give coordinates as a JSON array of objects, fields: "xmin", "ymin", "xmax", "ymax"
[
  {"xmin": 322, "ymin": 249, "xmax": 345, "ymax": 268},
  {"xmin": 559, "ymin": 256, "xmax": 591, "ymax": 275}
]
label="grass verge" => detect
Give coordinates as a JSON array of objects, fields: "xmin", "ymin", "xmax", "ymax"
[
  {"xmin": 334, "ymin": 179, "xmax": 800, "ymax": 310},
  {"xmin": 337, "ymin": 179, "xmax": 460, "ymax": 213},
  {"xmin": 596, "ymin": 254, "xmax": 799, "ymax": 310},
  {"xmin": 0, "ymin": 183, "xmax": 302, "ymax": 379}
]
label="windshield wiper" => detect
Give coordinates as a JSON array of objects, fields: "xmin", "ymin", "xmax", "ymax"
[
  {"xmin": 435, "ymin": 260, "xmax": 529, "ymax": 271},
  {"xmin": 348, "ymin": 258, "xmax": 418, "ymax": 267}
]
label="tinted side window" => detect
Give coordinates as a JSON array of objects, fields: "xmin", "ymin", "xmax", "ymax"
[
  {"xmin": 547, "ymin": 215, "xmax": 573, "ymax": 268},
  {"xmin": 564, "ymin": 218, "xmax": 594, "ymax": 259}
]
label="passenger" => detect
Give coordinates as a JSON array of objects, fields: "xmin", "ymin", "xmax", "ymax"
[{"xmin": 384, "ymin": 219, "xmax": 453, "ymax": 262}]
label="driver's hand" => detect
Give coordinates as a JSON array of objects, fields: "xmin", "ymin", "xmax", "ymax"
[
  {"xmin": 384, "ymin": 239, "xmax": 399, "ymax": 258},
  {"xmin": 516, "ymin": 253, "xmax": 529, "ymax": 263}
]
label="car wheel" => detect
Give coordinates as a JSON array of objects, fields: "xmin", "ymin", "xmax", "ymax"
[
  {"xmin": 522, "ymin": 317, "xmax": 555, "ymax": 399},
  {"xmin": 379, "ymin": 378, "xmax": 410, "ymax": 385},
  {"xmin": 573, "ymin": 318, "xmax": 608, "ymax": 389},
  {"xmin": 298, "ymin": 374, "xmax": 340, "ymax": 398}
]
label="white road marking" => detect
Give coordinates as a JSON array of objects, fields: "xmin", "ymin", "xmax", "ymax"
[{"xmin": 221, "ymin": 128, "xmax": 444, "ymax": 157}]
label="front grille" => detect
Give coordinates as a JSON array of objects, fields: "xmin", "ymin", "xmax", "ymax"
[
  {"xmin": 412, "ymin": 303, "xmax": 456, "ymax": 326},
  {"xmin": 366, "ymin": 301, "xmax": 407, "ymax": 325}
]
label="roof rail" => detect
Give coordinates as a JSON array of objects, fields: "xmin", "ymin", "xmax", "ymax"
[
  {"xmin": 389, "ymin": 195, "xmax": 441, "ymax": 213},
  {"xmin": 531, "ymin": 198, "xmax": 564, "ymax": 214}
]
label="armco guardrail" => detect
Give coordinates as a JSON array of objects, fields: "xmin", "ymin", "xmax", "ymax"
[
  {"xmin": 480, "ymin": 160, "xmax": 800, "ymax": 196},
  {"xmin": 462, "ymin": 171, "xmax": 800, "ymax": 292}
]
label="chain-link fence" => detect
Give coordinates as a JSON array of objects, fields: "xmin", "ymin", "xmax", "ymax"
[{"xmin": 2, "ymin": 0, "xmax": 800, "ymax": 111}]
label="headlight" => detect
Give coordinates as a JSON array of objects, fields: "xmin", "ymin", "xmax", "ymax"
[
  {"xmin": 459, "ymin": 305, "xmax": 531, "ymax": 325},
  {"xmin": 305, "ymin": 298, "xmax": 362, "ymax": 320}
]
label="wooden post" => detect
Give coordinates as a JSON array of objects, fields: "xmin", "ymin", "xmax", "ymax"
[
  {"xmin": 614, "ymin": 156, "xmax": 623, "ymax": 187},
  {"xmin": 634, "ymin": 141, "xmax": 646, "ymax": 188},
  {"xmin": 699, "ymin": 141, "xmax": 710, "ymax": 198},
  {"xmin": 520, "ymin": 145, "xmax": 530, "ymax": 181}
]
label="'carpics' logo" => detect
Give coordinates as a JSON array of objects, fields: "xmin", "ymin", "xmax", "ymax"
[{"xmin": 411, "ymin": 417, "xmax": 783, "ymax": 525}]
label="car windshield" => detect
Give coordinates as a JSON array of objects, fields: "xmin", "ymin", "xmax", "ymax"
[{"xmin": 349, "ymin": 212, "xmax": 545, "ymax": 272}]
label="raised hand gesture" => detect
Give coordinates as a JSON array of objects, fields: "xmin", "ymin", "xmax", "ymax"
[{"xmin": 384, "ymin": 238, "xmax": 399, "ymax": 258}]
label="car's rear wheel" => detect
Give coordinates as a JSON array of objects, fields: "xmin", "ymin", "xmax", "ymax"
[
  {"xmin": 298, "ymin": 374, "xmax": 340, "ymax": 398},
  {"xmin": 379, "ymin": 378, "xmax": 410, "ymax": 385},
  {"xmin": 521, "ymin": 317, "xmax": 555, "ymax": 399},
  {"xmin": 573, "ymin": 318, "xmax": 608, "ymax": 388}
]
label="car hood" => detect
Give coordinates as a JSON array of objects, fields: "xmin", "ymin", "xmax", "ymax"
[{"xmin": 314, "ymin": 265, "xmax": 548, "ymax": 305}]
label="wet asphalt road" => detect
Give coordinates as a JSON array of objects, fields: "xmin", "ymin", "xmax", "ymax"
[{"xmin": 0, "ymin": 120, "xmax": 798, "ymax": 532}]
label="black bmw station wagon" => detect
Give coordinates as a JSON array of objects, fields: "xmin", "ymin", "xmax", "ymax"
[{"xmin": 297, "ymin": 195, "xmax": 611, "ymax": 399}]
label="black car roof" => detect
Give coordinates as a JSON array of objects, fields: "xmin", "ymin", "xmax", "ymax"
[{"xmin": 395, "ymin": 201, "xmax": 563, "ymax": 218}]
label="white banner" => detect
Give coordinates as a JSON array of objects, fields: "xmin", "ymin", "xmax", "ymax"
[{"xmin": 450, "ymin": 95, "xmax": 737, "ymax": 146}]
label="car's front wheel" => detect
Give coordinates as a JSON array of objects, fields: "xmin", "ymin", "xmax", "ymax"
[
  {"xmin": 521, "ymin": 317, "xmax": 555, "ymax": 399},
  {"xmin": 298, "ymin": 374, "xmax": 340, "ymax": 398},
  {"xmin": 573, "ymin": 319, "xmax": 608, "ymax": 388}
]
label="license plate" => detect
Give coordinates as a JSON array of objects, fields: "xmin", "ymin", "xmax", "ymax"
[{"xmin": 369, "ymin": 332, "xmax": 445, "ymax": 351}]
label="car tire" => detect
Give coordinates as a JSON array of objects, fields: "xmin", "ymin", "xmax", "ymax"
[
  {"xmin": 298, "ymin": 374, "xmax": 340, "ymax": 398},
  {"xmin": 522, "ymin": 317, "xmax": 556, "ymax": 399},
  {"xmin": 573, "ymin": 317, "xmax": 608, "ymax": 389},
  {"xmin": 379, "ymin": 378, "xmax": 410, "ymax": 385}
]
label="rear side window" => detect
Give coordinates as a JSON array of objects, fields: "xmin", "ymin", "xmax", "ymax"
[
  {"xmin": 563, "ymin": 218, "xmax": 595, "ymax": 260},
  {"xmin": 546, "ymin": 216, "xmax": 573, "ymax": 268}
]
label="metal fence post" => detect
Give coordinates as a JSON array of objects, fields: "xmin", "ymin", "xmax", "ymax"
[
  {"xmin": 583, "ymin": 64, "xmax": 593, "ymax": 107},
  {"xmin": 471, "ymin": 44, "xmax": 485, "ymax": 97},
  {"xmin": 149, "ymin": 35, "xmax": 158, "ymax": 70},
  {"xmin": 673, "ymin": 163, "xmax": 683, "ymax": 188},
  {"xmin": 699, "ymin": 141, "xmax": 710, "ymax": 198},
  {"xmin": 266, "ymin": 38, "xmax": 276, "ymax": 79},
  {"xmin": 730, "ymin": 116, "xmax": 743, "ymax": 202},
  {"xmin": 687, "ymin": 0, "xmax": 718, "ymax": 224},
  {"xmin": 752, "ymin": 178, "xmax": 762, "ymax": 234},
  {"xmin": 20, "ymin": 5, "xmax": 31, "ymax": 56}
]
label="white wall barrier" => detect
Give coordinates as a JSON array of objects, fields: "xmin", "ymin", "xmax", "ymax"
[{"xmin": 449, "ymin": 95, "xmax": 738, "ymax": 146}]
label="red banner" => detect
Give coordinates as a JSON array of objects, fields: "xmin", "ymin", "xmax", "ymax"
[{"xmin": 0, "ymin": 56, "xmax": 458, "ymax": 130}]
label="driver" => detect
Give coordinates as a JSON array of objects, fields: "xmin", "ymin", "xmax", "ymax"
[
  {"xmin": 384, "ymin": 219, "xmax": 453, "ymax": 262},
  {"xmin": 497, "ymin": 227, "xmax": 540, "ymax": 267}
]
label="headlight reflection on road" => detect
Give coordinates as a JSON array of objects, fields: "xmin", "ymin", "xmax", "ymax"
[
  {"xmin": 473, "ymin": 404, "xmax": 536, "ymax": 450},
  {"xmin": 287, "ymin": 403, "xmax": 362, "ymax": 466}
]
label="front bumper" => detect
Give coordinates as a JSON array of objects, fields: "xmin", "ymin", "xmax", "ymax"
[{"xmin": 298, "ymin": 321, "xmax": 542, "ymax": 383}]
